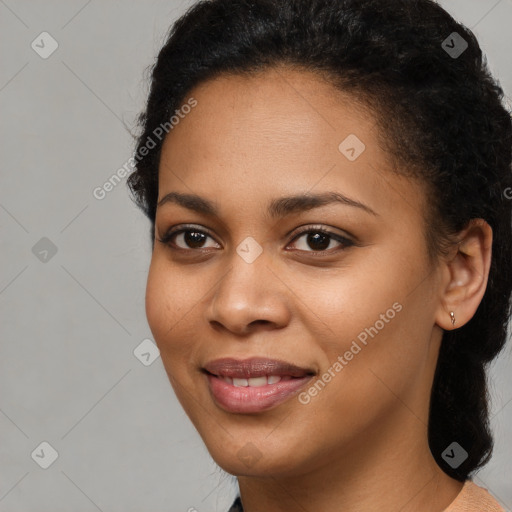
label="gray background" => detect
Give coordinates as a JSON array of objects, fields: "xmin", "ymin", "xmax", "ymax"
[{"xmin": 0, "ymin": 1, "xmax": 511, "ymax": 510}]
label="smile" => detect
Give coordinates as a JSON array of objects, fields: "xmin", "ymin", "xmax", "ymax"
[{"xmin": 202, "ymin": 357, "xmax": 316, "ymax": 413}]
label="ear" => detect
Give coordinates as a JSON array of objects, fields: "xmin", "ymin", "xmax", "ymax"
[{"xmin": 435, "ymin": 218, "xmax": 493, "ymax": 331}]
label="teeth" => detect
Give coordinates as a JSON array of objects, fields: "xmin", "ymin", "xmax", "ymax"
[
  {"xmin": 248, "ymin": 376, "xmax": 268, "ymax": 387},
  {"xmin": 221, "ymin": 375, "xmax": 283, "ymax": 387}
]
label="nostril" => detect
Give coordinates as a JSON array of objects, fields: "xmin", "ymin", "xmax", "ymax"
[{"xmin": 249, "ymin": 319, "xmax": 271, "ymax": 327}]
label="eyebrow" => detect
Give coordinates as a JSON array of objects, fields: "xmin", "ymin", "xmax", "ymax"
[{"xmin": 156, "ymin": 190, "xmax": 378, "ymax": 218}]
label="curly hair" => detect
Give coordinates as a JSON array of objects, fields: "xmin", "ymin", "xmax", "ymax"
[{"xmin": 128, "ymin": 0, "xmax": 512, "ymax": 481}]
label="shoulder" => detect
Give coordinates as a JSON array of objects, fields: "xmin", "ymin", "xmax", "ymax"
[{"xmin": 443, "ymin": 479, "xmax": 506, "ymax": 512}]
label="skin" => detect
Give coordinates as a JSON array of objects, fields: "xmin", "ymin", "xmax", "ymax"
[{"xmin": 145, "ymin": 66, "xmax": 492, "ymax": 512}]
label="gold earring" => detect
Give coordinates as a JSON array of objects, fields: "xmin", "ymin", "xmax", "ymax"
[{"xmin": 450, "ymin": 311, "xmax": 456, "ymax": 326}]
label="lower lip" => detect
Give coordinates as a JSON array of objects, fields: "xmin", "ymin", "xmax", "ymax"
[{"xmin": 205, "ymin": 373, "xmax": 314, "ymax": 413}]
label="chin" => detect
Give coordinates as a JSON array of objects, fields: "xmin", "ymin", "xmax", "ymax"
[
  {"xmin": 213, "ymin": 453, "xmax": 295, "ymax": 478},
  {"xmin": 202, "ymin": 434, "xmax": 308, "ymax": 478}
]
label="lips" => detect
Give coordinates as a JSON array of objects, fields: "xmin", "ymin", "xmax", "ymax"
[
  {"xmin": 203, "ymin": 357, "xmax": 315, "ymax": 379},
  {"xmin": 202, "ymin": 357, "xmax": 316, "ymax": 413}
]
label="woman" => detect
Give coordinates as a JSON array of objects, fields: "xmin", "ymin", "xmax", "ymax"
[{"xmin": 128, "ymin": 0, "xmax": 511, "ymax": 510}]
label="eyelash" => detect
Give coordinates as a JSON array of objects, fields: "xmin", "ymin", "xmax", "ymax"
[{"xmin": 157, "ymin": 224, "xmax": 354, "ymax": 256}]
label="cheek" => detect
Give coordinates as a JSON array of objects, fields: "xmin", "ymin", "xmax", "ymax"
[
  {"xmin": 303, "ymin": 253, "xmax": 427, "ymax": 387},
  {"xmin": 145, "ymin": 260, "xmax": 167, "ymax": 339},
  {"xmin": 293, "ymin": 260, "xmax": 404, "ymax": 343},
  {"xmin": 145, "ymin": 258, "xmax": 186, "ymax": 354},
  {"xmin": 144, "ymin": 257, "xmax": 200, "ymax": 370}
]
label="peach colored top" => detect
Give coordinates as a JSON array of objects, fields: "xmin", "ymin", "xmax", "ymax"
[
  {"xmin": 227, "ymin": 479, "xmax": 506, "ymax": 511},
  {"xmin": 443, "ymin": 480, "xmax": 505, "ymax": 512}
]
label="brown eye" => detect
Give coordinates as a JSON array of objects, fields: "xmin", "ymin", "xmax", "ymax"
[
  {"xmin": 178, "ymin": 230, "xmax": 208, "ymax": 249},
  {"xmin": 158, "ymin": 224, "xmax": 354, "ymax": 255},
  {"xmin": 288, "ymin": 228, "xmax": 354, "ymax": 254},
  {"xmin": 158, "ymin": 225, "xmax": 220, "ymax": 250}
]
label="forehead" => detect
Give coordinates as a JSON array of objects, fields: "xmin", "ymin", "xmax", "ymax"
[{"xmin": 158, "ymin": 67, "xmax": 426, "ymax": 226}]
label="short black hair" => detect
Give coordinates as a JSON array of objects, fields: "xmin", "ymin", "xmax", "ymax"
[{"xmin": 128, "ymin": 0, "xmax": 512, "ymax": 481}]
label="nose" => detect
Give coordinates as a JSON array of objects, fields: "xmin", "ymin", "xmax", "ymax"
[{"xmin": 205, "ymin": 250, "xmax": 292, "ymax": 336}]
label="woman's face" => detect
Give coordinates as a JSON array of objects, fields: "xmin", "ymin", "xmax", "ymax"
[{"xmin": 146, "ymin": 67, "xmax": 448, "ymax": 477}]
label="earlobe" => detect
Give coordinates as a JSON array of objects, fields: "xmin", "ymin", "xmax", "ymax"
[{"xmin": 435, "ymin": 219, "xmax": 493, "ymax": 331}]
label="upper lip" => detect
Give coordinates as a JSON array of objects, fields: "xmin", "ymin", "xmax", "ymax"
[{"xmin": 203, "ymin": 357, "xmax": 316, "ymax": 379}]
